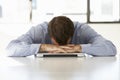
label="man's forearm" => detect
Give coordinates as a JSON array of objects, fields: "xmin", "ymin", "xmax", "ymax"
[
  {"xmin": 39, "ymin": 44, "xmax": 66, "ymax": 53},
  {"xmin": 6, "ymin": 41, "xmax": 40, "ymax": 57},
  {"xmin": 60, "ymin": 45, "xmax": 82, "ymax": 53}
]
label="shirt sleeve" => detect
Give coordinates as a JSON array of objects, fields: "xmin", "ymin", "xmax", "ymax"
[
  {"xmin": 6, "ymin": 26, "xmax": 42, "ymax": 57},
  {"xmin": 76, "ymin": 23, "xmax": 117, "ymax": 56}
]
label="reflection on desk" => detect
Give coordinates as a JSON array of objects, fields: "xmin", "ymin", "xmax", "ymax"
[{"xmin": 0, "ymin": 56, "xmax": 119, "ymax": 80}]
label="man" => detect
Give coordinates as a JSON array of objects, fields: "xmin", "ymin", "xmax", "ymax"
[{"xmin": 6, "ymin": 16, "xmax": 116, "ymax": 57}]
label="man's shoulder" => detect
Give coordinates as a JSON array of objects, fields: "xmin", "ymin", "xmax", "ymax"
[
  {"xmin": 32, "ymin": 22, "xmax": 48, "ymax": 31},
  {"xmin": 36, "ymin": 22, "xmax": 48, "ymax": 29},
  {"xmin": 73, "ymin": 21, "xmax": 87, "ymax": 29},
  {"xmin": 29, "ymin": 22, "xmax": 49, "ymax": 35}
]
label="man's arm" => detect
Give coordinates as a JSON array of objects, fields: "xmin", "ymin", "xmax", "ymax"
[
  {"xmin": 76, "ymin": 22, "xmax": 117, "ymax": 56},
  {"xmin": 6, "ymin": 26, "xmax": 42, "ymax": 57}
]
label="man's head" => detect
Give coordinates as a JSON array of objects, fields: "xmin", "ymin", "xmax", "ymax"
[{"xmin": 48, "ymin": 16, "xmax": 74, "ymax": 45}]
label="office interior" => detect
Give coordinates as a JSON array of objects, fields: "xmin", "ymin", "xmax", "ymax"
[
  {"xmin": 0, "ymin": 0, "xmax": 120, "ymax": 80},
  {"xmin": 0, "ymin": 0, "xmax": 120, "ymax": 57}
]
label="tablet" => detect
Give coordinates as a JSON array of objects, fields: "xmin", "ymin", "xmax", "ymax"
[{"xmin": 35, "ymin": 53, "xmax": 85, "ymax": 57}]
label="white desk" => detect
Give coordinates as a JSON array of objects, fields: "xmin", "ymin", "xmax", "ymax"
[{"xmin": 0, "ymin": 56, "xmax": 119, "ymax": 80}]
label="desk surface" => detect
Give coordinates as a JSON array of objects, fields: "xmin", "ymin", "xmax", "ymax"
[{"xmin": 0, "ymin": 56, "xmax": 119, "ymax": 80}]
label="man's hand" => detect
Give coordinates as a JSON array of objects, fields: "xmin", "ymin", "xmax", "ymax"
[
  {"xmin": 40, "ymin": 44, "xmax": 70, "ymax": 53},
  {"xmin": 60, "ymin": 44, "xmax": 82, "ymax": 53},
  {"xmin": 40, "ymin": 44, "xmax": 81, "ymax": 53}
]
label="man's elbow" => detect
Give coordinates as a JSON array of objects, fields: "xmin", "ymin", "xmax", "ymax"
[
  {"xmin": 109, "ymin": 45, "xmax": 117, "ymax": 56},
  {"xmin": 6, "ymin": 50, "xmax": 15, "ymax": 57},
  {"xmin": 91, "ymin": 45, "xmax": 117, "ymax": 57},
  {"xmin": 6, "ymin": 48, "xmax": 18, "ymax": 57},
  {"xmin": 6, "ymin": 51, "xmax": 27, "ymax": 57},
  {"xmin": 102, "ymin": 41, "xmax": 117, "ymax": 56},
  {"xmin": 106, "ymin": 40, "xmax": 117, "ymax": 56},
  {"xmin": 6, "ymin": 48, "xmax": 27, "ymax": 57},
  {"xmin": 100, "ymin": 45, "xmax": 117, "ymax": 56}
]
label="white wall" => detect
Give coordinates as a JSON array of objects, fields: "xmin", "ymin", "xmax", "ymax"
[{"xmin": 0, "ymin": 23, "xmax": 120, "ymax": 56}]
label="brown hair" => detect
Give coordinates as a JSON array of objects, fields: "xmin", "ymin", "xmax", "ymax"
[{"xmin": 48, "ymin": 16, "xmax": 74, "ymax": 45}]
